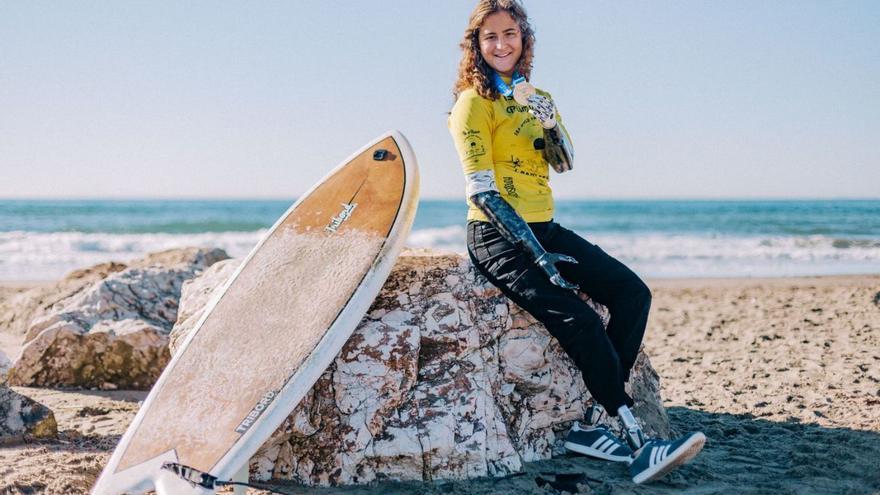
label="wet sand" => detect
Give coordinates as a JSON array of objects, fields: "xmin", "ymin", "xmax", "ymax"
[{"xmin": 1, "ymin": 275, "xmax": 879, "ymax": 494}]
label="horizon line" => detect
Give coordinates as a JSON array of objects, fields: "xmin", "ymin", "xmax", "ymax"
[{"xmin": 1, "ymin": 196, "xmax": 879, "ymax": 202}]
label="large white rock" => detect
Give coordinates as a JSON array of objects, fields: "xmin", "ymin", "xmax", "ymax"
[
  {"xmin": 171, "ymin": 251, "xmax": 671, "ymax": 486},
  {"xmin": 0, "ymin": 261, "xmax": 128, "ymax": 339},
  {"xmin": 168, "ymin": 258, "xmax": 241, "ymax": 353},
  {"xmin": 7, "ymin": 248, "xmax": 228, "ymax": 389}
]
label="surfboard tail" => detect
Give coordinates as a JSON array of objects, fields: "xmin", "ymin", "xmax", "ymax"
[
  {"xmin": 153, "ymin": 469, "xmax": 216, "ymax": 495},
  {"xmin": 90, "ymin": 450, "xmax": 212, "ymax": 495}
]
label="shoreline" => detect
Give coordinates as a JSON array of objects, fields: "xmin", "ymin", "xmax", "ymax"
[
  {"xmin": 647, "ymin": 272, "xmax": 880, "ymax": 288},
  {"xmin": 4, "ymin": 272, "xmax": 880, "ymax": 289}
]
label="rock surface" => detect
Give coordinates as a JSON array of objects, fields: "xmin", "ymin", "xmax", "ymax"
[
  {"xmin": 0, "ymin": 384, "xmax": 57, "ymax": 442},
  {"xmin": 168, "ymin": 258, "xmax": 241, "ymax": 353},
  {"xmin": 0, "ymin": 262, "xmax": 127, "ymax": 338},
  {"xmin": 0, "ymin": 350, "xmax": 9, "ymax": 381},
  {"xmin": 170, "ymin": 251, "xmax": 671, "ymax": 486},
  {"xmin": 6, "ymin": 248, "xmax": 228, "ymax": 389}
]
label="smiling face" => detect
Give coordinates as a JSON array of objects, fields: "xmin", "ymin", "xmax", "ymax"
[{"xmin": 478, "ymin": 11, "xmax": 523, "ymax": 77}]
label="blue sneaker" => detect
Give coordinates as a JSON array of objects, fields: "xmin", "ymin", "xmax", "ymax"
[
  {"xmin": 564, "ymin": 421, "xmax": 633, "ymax": 462},
  {"xmin": 629, "ymin": 432, "xmax": 706, "ymax": 484}
]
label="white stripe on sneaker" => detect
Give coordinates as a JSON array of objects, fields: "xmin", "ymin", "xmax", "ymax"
[
  {"xmin": 596, "ymin": 438, "xmax": 613, "ymax": 453},
  {"xmin": 600, "ymin": 440, "xmax": 615, "ymax": 453},
  {"xmin": 590, "ymin": 436, "xmax": 607, "ymax": 450},
  {"xmin": 632, "ymin": 433, "xmax": 706, "ymax": 485}
]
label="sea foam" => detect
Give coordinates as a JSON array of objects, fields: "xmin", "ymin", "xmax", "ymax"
[
  {"xmin": 0, "ymin": 230, "xmax": 264, "ymax": 281},
  {"xmin": 2, "ymin": 228, "xmax": 879, "ymax": 281},
  {"xmin": 406, "ymin": 227, "xmax": 880, "ymax": 278}
]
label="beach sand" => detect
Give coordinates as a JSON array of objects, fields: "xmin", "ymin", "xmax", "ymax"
[{"xmin": 1, "ymin": 275, "xmax": 878, "ymax": 494}]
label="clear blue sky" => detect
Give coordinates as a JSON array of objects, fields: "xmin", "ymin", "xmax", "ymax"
[{"xmin": 1, "ymin": 1, "xmax": 878, "ymax": 199}]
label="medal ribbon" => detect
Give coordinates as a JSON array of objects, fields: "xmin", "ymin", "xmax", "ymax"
[{"xmin": 491, "ymin": 71, "xmax": 526, "ymax": 97}]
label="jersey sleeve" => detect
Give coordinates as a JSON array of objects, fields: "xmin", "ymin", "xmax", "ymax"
[{"xmin": 448, "ymin": 90, "xmax": 494, "ymax": 177}]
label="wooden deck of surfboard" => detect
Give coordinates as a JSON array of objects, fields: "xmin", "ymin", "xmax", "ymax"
[{"xmin": 91, "ymin": 132, "xmax": 419, "ymax": 495}]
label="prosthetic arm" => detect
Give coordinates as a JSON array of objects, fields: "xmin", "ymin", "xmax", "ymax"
[
  {"xmin": 526, "ymin": 93, "xmax": 575, "ymax": 174},
  {"xmin": 541, "ymin": 125, "xmax": 575, "ymax": 173},
  {"xmin": 467, "ymin": 171, "xmax": 579, "ymax": 290}
]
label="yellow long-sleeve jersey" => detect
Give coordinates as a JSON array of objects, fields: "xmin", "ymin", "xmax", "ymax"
[{"xmin": 448, "ymin": 83, "xmax": 572, "ymax": 223}]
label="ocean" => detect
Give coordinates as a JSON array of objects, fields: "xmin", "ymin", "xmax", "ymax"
[{"xmin": 1, "ymin": 199, "xmax": 878, "ymax": 281}]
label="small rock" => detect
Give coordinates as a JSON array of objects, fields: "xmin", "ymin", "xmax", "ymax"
[
  {"xmin": 0, "ymin": 350, "xmax": 10, "ymax": 381},
  {"xmin": 0, "ymin": 384, "xmax": 57, "ymax": 441}
]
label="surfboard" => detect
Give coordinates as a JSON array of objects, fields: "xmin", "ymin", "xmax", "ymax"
[{"xmin": 91, "ymin": 131, "xmax": 419, "ymax": 495}]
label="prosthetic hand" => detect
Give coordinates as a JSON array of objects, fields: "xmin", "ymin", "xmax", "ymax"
[
  {"xmin": 526, "ymin": 93, "xmax": 557, "ymax": 129},
  {"xmin": 470, "ymin": 189, "xmax": 579, "ymax": 290},
  {"xmin": 526, "ymin": 94, "xmax": 574, "ymax": 174}
]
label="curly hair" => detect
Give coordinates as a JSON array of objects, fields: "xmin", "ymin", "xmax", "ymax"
[{"xmin": 453, "ymin": 0, "xmax": 536, "ymax": 101}]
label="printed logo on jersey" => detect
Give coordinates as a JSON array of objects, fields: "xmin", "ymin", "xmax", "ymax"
[
  {"xmin": 502, "ymin": 176, "xmax": 519, "ymax": 198},
  {"xmin": 508, "ymin": 155, "xmax": 549, "ymax": 180},
  {"xmin": 235, "ymin": 390, "xmax": 277, "ymax": 434},
  {"xmin": 511, "ymin": 156, "xmax": 524, "ymax": 170},
  {"xmin": 506, "ymin": 104, "xmax": 529, "ymax": 115},
  {"xmin": 513, "ymin": 118, "xmax": 530, "ymax": 136},
  {"xmin": 325, "ymin": 202, "xmax": 357, "ymax": 233},
  {"xmin": 462, "ymin": 128, "xmax": 486, "ymax": 159}
]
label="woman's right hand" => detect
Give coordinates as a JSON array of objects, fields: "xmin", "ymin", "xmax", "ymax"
[{"xmin": 469, "ymin": 190, "xmax": 579, "ymax": 290}]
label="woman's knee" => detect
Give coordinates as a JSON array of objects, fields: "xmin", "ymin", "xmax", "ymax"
[
  {"xmin": 610, "ymin": 276, "xmax": 652, "ymax": 314},
  {"xmin": 634, "ymin": 280, "xmax": 652, "ymax": 310}
]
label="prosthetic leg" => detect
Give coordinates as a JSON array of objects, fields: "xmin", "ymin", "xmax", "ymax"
[{"xmin": 616, "ymin": 405, "xmax": 646, "ymax": 450}]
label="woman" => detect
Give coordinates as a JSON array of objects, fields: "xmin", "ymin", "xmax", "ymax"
[{"xmin": 448, "ymin": 0, "xmax": 705, "ymax": 485}]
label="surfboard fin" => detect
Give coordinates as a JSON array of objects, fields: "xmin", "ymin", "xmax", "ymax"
[
  {"xmin": 161, "ymin": 462, "xmax": 217, "ymax": 490},
  {"xmin": 160, "ymin": 462, "xmax": 289, "ymax": 495}
]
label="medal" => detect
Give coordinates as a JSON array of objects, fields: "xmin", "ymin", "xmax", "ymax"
[
  {"xmin": 491, "ymin": 70, "xmax": 556, "ymax": 128},
  {"xmin": 491, "ymin": 71, "xmax": 536, "ymax": 105},
  {"xmin": 512, "ymin": 80, "xmax": 536, "ymax": 106}
]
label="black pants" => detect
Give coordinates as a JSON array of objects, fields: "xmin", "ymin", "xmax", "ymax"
[{"xmin": 467, "ymin": 220, "xmax": 651, "ymax": 415}]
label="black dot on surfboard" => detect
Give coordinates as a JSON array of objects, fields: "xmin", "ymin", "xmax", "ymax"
[{"xmin": 373, "ymin": 149, "xmax": 388, "ymax": 161}]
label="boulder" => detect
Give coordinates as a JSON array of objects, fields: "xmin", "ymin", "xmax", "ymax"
[
  {"xmin": 0, "ymin": 262, "xmax": 127, "ymax": 338},
  {"xmin": 0, "ymin": 384, "xmax": 57, "ymax": 442},
  {"xmin": 6, "ymin": 248, "xmax": 228, "ymax": 389},
  {"xmin": 168, "ymin": 259, "xmax": 241, "ymax": 353},
  {"xmin": 0, "ymin": 350, "xmax": 10, "ymax": 382},
  {"xmin": 170, "ymin": 251, "xmax": 671, "ymax": 486}
]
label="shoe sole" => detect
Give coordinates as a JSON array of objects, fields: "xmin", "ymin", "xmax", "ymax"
[
  {"xmin": 564, "ymin": 441, "xmax": 632, "ymax": 463},
  {"xmin": 632, "ymin": 433, "xmax": 706, "ymax": 485}
]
